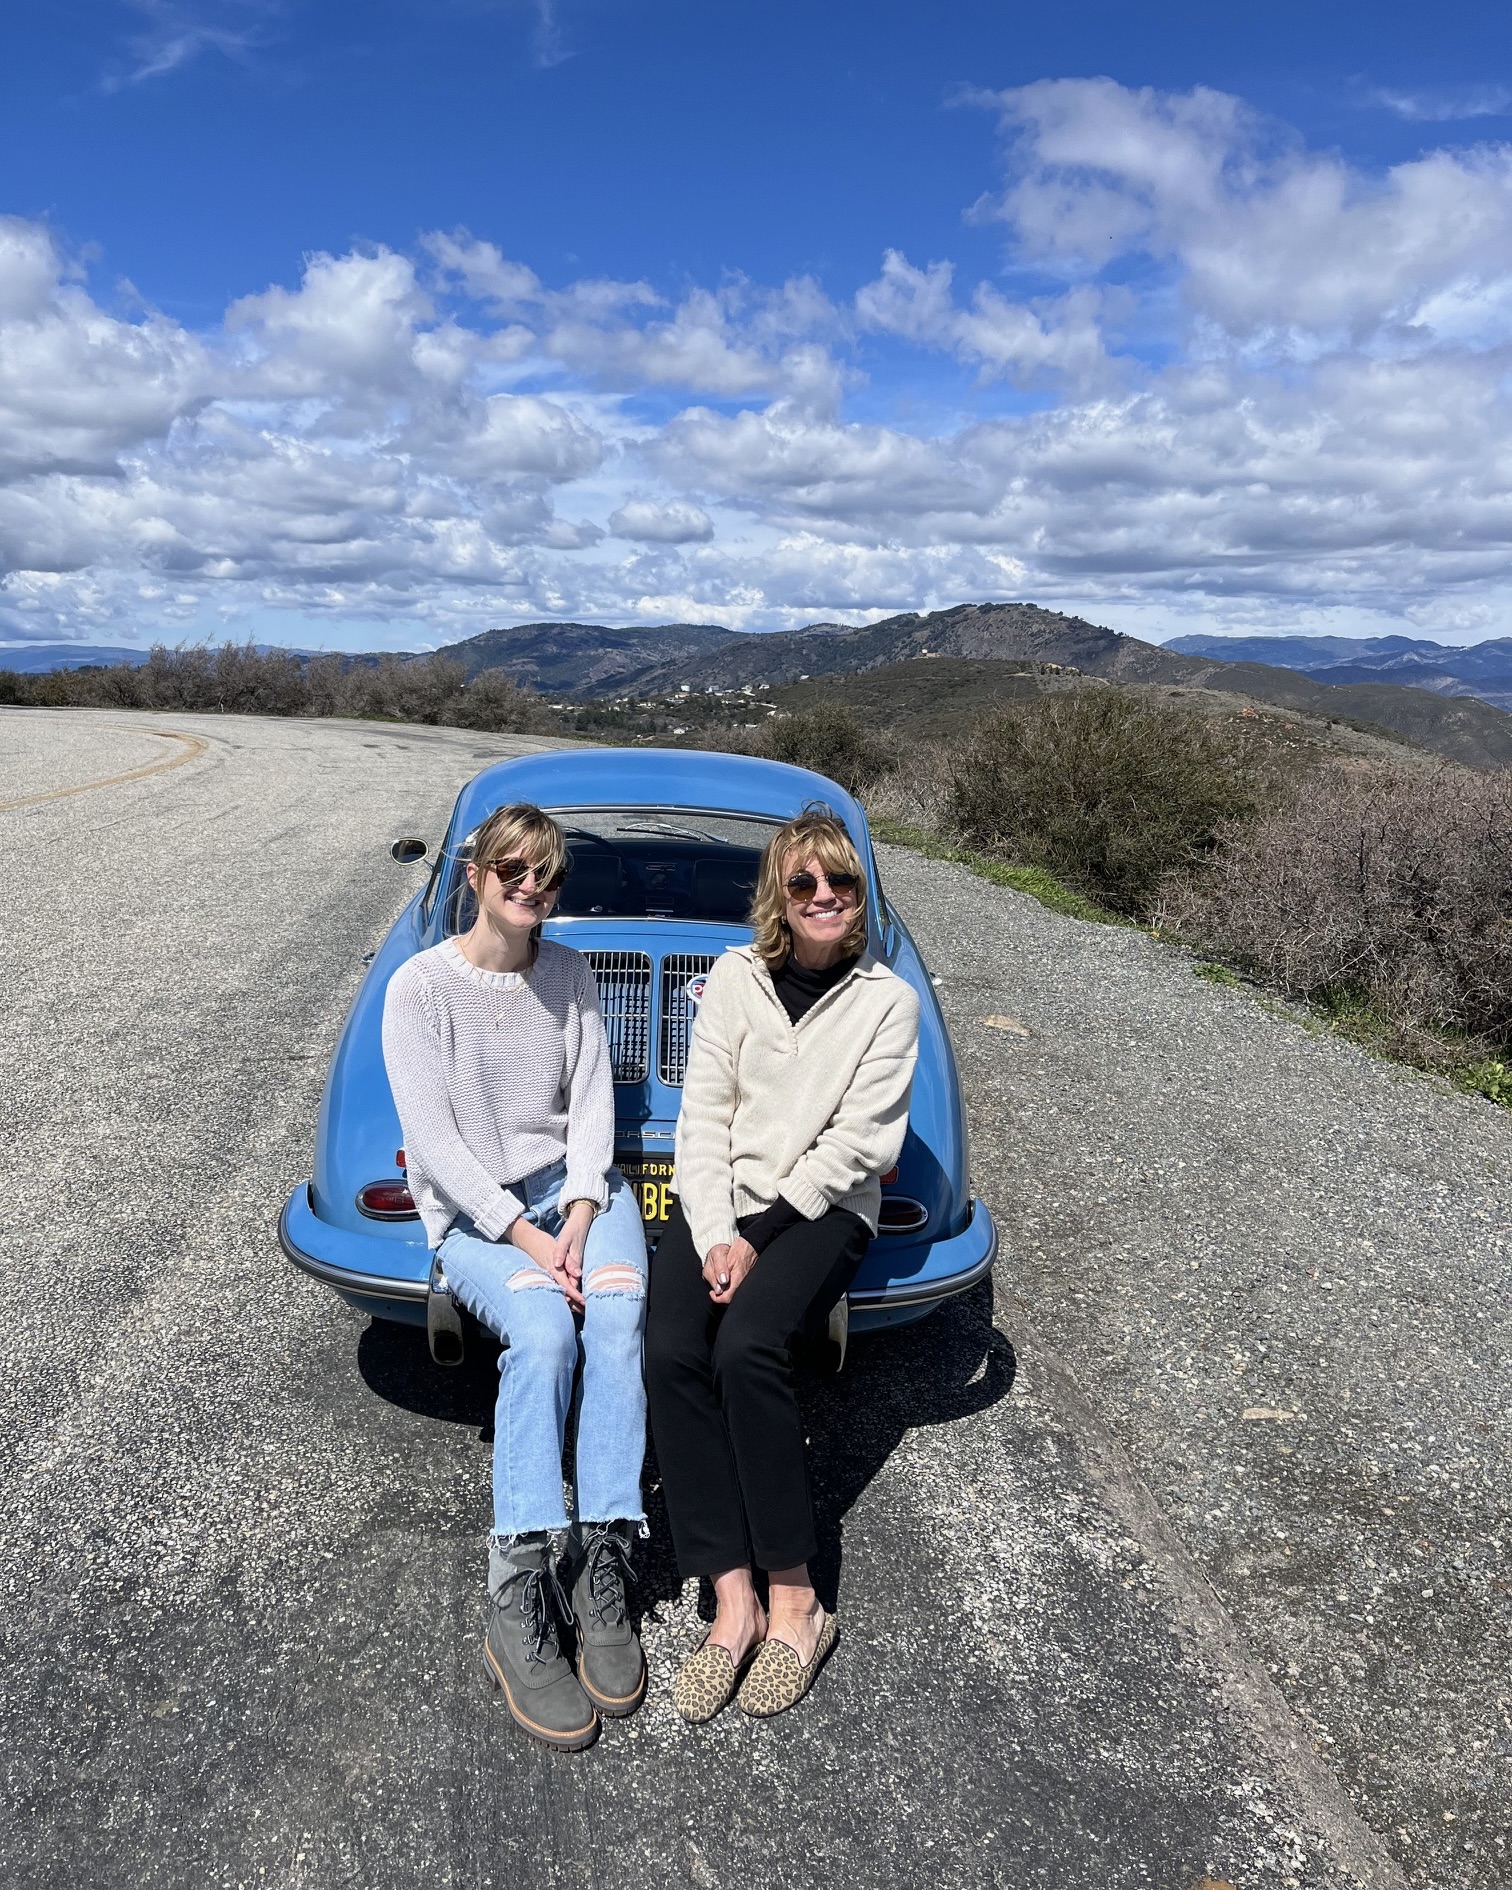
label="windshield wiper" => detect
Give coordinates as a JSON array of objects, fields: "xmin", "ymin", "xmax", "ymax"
[{"xmin": 610, "ymin": 821, "xmax": 726, "ymax": 842}]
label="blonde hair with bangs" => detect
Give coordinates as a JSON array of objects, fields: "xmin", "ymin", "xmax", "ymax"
[
  {"xmin": 749, "ymin": 808, "xmax": 868, "ymax": 970},
  {"xmin": 464, "ymin": 802, "xmax": 569, "ymax": 959}
]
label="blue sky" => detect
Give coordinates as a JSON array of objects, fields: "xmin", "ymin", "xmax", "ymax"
[{"xmin": 5, "ymin": 1, "xmax": 1512, "ymax": 650}]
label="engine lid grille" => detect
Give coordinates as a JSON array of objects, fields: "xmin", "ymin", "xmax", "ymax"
[
  {"xmin": 658, "ymin": 952, "xmax": 718, "ymax": 1086},
  {"xmin": 583, "ymin": 950, "xmax": 652, "ymax": 1083}
]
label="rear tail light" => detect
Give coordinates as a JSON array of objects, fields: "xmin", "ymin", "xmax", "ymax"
[
  {"xmin": 877, "ymin": 1195, "xmax": 929, "ymax": 1234},
  {"xmin": 357, "ymin": 1179, "xmax": 419, "ymax": 1221}
]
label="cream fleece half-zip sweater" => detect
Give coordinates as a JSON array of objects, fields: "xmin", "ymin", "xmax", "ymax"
[{"xmin": 673, "ymin": 944, "xmax": 921, "ymax": 1261}]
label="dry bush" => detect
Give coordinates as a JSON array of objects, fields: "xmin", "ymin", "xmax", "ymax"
[
  {"xmin": 341, "ymin": 653, "xmax": 466, "ymax": 723},
  {"xmin": 946, "ymin": 691, "xmax": 1271, "ymax": 914},
  {"xmin": 860, "ymin": 739, "xmax": 956, "ymax": 830},
  {"xmin": 1162, "ymin": 764, "xmax": 1512, "ymax": 1052},
  {"xmin": 446, "ymin": 665, "xmax": 541, "ymax": 732},
  {"xmin": 754, "ymin": 704, "xmax": 894, "ymax": 797},
  {"xmin": 3, "ymin": 643, "xmax": 545, "ymax": 732}
]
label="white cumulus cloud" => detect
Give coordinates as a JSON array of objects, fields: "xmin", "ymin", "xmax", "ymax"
[
  {"xmin": 609, "ymin": 499, "xmax": 714, "ymax": 543},
  {"xmin": 10, "ymin": 82, "xmax": 1512, "ymax": 650}
]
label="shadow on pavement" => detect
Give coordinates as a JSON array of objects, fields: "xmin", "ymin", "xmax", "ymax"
[
  {"xmin": 357, "ymin": 1314, "xmax": 500, "ymax": 1431},
  {"xmin": 356, "ymin": 1277, "xmax": 1016, "ymax": 1624}
]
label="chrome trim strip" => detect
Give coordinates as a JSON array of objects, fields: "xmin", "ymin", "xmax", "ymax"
[
  {"xmin": 847, "ymin": 1214, "xmax": 998, "ymax": 1309},
  {"xmin": 549, "ymin": 916, "xmax": 748, "ymax": 927},
  {"xmin": 279, "ymin": 1191, "xmax": 429, "ymax": 1303}
]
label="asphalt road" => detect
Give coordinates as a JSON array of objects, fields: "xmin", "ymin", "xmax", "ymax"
[
  {"xmin": 882, "ymin": 844, "xmax": 1512, "ymax": 1890},
  {"xmin": 0, "ymin": 706, "xmax": 1479, "ymax": 1890}
]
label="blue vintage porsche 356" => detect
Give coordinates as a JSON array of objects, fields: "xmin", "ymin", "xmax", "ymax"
[{"xmin": 279, "ymin": 746, "xmax": 997, "ymax": 1339}]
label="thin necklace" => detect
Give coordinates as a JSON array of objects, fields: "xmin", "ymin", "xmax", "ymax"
[
  {"xmin": 490, "ymin": 976, "xmax": 527, "ymax": 1026},
  {"xmin": 453, "ymin": 934, "xmax": 532, "ymax": 1024}
]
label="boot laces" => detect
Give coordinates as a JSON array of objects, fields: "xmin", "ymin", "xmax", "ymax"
[
  {"xmin": 583, "ymin": 1524, "xmax": 632, "ymax": 1628},
  {"xmin": 510, "ymin": 1559, "xmax": 574, "ymax": 1668}
]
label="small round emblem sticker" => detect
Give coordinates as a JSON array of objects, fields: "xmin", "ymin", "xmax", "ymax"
[{"xmin": 685, "ymin": 975, "xmax": 708, "ymax": 1005}]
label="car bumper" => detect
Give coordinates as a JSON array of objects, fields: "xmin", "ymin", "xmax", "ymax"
[
  {"xmin": 847, "ymin": 1197, "xmax": 998, "ymax": 1332},
  {"xmin": 279, "ymin": 1184, "xmax": 430, "ymax": 1325},
  {"xmin": 279, "ymin": 1184, "xmax": 999, "ymax": 1331}
]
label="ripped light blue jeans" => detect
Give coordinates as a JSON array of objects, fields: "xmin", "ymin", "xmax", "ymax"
[{"xmin": 437, "ymin": 1160, "xmax": 648, "ymax": 1537}]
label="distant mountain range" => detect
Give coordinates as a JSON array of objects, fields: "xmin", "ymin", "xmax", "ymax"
[
  {"xmin": 10, "ymin": 607, "xmax": 1512, "ymax": 769},
  {"xmin": 426, "ymin": 620, "xmax": 739, "ymax": 694},
  {"xmin": 0, "ymin": 643, "xmax": 154, "ymax": 673},
  {"xmin": 1166, "ymin": 632, "xmax": 1512, "ymax": 712},
  {"xmin": 0, "ymin": 640, "xmax": 321, "ymax": 674},
  {"xmin": 433, "ymin": 602, "xmax": 1196, "ymax": 693},
  {"xmin": 427, "ymin": 605, "xmax": 1512, "ymax": 766}
]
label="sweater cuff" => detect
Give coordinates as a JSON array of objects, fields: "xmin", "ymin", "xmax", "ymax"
[
  {"xmin": 563, "ymin": 1172, "xmax": 611, "ymax": 1213},
  {"xmin": 474, "ymin": 1187, "xmax": 524, "ymax": 1243},
  {"xmin": 778, "ymin": 1173, "xmax": 831, "ymax": 1222},
  {"xmin": 686, "ymin": 1203, "xmax": 739, "ymax": 1261}
]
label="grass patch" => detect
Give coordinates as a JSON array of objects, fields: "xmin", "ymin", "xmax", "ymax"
[
  {"xmin": 869, "ymin": 818, "xmax": 1124, "ymax": 925},
  {"xmin": 1461, "ymin": 1059, "xmax": 1512, "ymax": 1107},
  {"xmin": 1183, "ymin": 959, "xmax": 1512, "ymax": 1112},
  {"xmin": 1315, "ymin": 998, "xmax": 1512, "ymax": 1110}
]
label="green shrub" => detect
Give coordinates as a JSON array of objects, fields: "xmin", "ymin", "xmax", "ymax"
[
  {"xmin": 946, "ymin": 692, "xmax": 1268, "ymax": 915},
  {"xmin": 756, "ymin": 703, "xmax": 893, "ymax": 797}
]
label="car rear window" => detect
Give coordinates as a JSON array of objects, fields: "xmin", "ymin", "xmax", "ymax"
[{"xmin": 443, "ymin": 809, "xmax": 780, "ymax": 932}]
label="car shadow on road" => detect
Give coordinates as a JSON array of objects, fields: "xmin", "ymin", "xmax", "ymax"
[
  {"xmin": 357, "ymin": 1314, "xmax": 502, "ymax": 1430},
  {"xmin": 356, "ymin": 1278, "xmax": 1015, "ymax": 1625}
]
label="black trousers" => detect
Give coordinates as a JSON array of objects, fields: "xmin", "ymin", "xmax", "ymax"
[{"xmin": 645, "ymin": 1199, "xmax": 870, "ymax": 1578}]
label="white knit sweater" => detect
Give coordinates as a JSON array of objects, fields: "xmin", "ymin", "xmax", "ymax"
[
  {"xmin": 380, "ymin": 938, "xmax": 614, "ymax": 1247},
  {"xmin": 673, "ymin": 945, "xmax": 920, "ymax": 1260}
]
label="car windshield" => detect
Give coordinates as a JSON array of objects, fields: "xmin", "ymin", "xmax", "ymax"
[{"xmin": 442, "ymin": 808, "xmax": 781, "ymax": 932}]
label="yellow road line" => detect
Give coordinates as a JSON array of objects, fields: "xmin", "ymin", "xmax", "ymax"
[{"xmin": 0, "ymin": 728, "xmax": 209, "ymax": 813}]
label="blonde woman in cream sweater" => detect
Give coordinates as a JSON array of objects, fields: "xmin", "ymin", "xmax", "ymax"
[{"xmin": 645, "ymin": 808, "xmax": 919, "ymax": 1724}]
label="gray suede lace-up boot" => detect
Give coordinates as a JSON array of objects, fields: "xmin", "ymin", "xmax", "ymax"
[
  {"xmin": 570, "ymin": 1520, "xmax": 646, "ymax": 1717},
  {"xmin": 485, "ymin": 1533, "xmax": 598, "ymax": 1750}
]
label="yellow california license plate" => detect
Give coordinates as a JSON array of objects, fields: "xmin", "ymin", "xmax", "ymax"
[{"xmin": 617, "ymin": 1156, "xmax": 675, "ymax": 1228}]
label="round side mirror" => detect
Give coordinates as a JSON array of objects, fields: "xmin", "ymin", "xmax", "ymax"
[{"xmin": 391, "ymin": 837, "xmax": 429, "ymax": 864}]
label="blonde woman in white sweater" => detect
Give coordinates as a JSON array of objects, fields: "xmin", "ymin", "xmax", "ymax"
[{"xmin": 646, "ymin": 809, "xmax": 919, "ymax": 1723}]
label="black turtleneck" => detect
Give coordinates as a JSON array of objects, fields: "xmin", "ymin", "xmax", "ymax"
[{"xmin": 771, "ymin": 950, "xmax": 858, "ymax": 1026}]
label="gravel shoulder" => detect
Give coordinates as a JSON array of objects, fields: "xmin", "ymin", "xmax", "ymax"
[
  {"xmin": 0, "ymin": 709, "xmax": 1452, "ymax": 1889},
  {"xmin": 877, "ymin": 841, "xmax": 1512, "ymax": 1890}
]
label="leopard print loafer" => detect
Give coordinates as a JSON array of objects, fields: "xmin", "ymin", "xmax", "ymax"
[
  {"xmin": 736, "ymin": 1612, "xmax": 838, "ymax": 1718},
  {"xmin": 672, "ymin": 1633, "xmax": 756, "ymax": 1724}
]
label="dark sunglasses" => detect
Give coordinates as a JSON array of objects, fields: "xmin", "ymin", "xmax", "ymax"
[
  {"xmin": 784, "ymin": 869, "xmax": 861, "ymax": 899},
  {"xmin": 488, "ymin": 855, "xmax": 567, "ymax": 892}
]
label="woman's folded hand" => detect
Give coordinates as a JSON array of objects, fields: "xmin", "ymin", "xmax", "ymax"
[
  {"xmin": 508, "ymin": 1212, "xmax": 586, "ymax": 1309},
  {"xmin": 703, "ymin": 1236, "xmax": 758, "ymax": 1304},
  {"xmin": 552, "ymin": 1199, "xmax": 594, "ymax": 1298}
]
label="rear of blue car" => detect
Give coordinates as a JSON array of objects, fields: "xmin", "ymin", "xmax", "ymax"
[{"xmin": 280, "ymin": 751, "xmax": 996, "ymax": 1337}]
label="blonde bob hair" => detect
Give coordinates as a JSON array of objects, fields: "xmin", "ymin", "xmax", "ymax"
[
  {"xmin": 749, "ymin": 807, "xmax": 869, "ymax": 970},
  {"xmin": 463, "ymin": 802, "xmax": 569, "ymax": 959}
]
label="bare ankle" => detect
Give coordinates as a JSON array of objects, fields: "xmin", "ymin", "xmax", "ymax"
[
  {"xmin": 766, "ymin": 1565, "xmax": 821, "ymax": 1624},
  {"xmin": 708, "ymin": 1569, "xmax": 765, "ymax": 1655}
]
